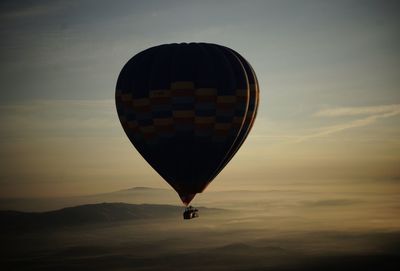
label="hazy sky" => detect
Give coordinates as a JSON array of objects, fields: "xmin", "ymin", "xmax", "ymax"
[{"xmin": 0, "ymin": 0, "xmax": 399, "ymax": 197}]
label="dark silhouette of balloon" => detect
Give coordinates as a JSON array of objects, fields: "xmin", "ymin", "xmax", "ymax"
[{"xmin": 115, "ymin": 43, "xmax": 259, "ymax": 205}]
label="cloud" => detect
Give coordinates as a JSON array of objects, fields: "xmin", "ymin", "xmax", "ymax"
[
  {"xmin": 0, "ymin": 99, "xmax": 114, "ymax": 112},
  {"xmin": 314, "ymin": 104, "xmax": 400, "ymax": 117},
  {"xmin": 302, "ymin": 199, "xmax": 360, "ymax": 207},
  {"xmin": 294, "ymin": 104, "xmax": 400, "ymax": 143},
  {"xmin": 0, "ymin": 1, "xmax": 69, "ymax": 20},
  {"xmin": 0, "ymin": 99, "xmax": 118, "ymax": 139}
]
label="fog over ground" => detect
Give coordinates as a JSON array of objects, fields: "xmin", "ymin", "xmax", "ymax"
[{"xmin": 1, "ymin": 183, "xmax": 399, "ymax": 270}]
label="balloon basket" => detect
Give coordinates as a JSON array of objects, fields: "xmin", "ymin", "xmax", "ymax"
[{"xmin": 183, "ymin": 206, "xmax": 199, "ymax": 220}]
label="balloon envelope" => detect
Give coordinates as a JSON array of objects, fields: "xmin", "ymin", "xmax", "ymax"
[{"xmin": 116, "ymin": 43, "xmax": 259, "ymax": 205}]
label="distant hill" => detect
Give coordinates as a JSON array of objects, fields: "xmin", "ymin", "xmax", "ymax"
[
  {"xmin": 0, "ymin": 187, "xmax": 178, "ymax": 212},
  {"xmin": 0, "ymin": 186, "xmax": 296, "ymax": 212},
  {"xmin": 0, "ymin": 203, "xmax": 222, "ymax": 231}
]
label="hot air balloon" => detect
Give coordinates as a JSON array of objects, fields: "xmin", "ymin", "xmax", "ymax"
[{"xmin": 115, "ymin": 43, "xmax": 259, "ymax": 217}]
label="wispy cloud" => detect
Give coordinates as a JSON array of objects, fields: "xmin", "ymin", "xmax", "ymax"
[
  {"xmin": 0, "ymin": 2, "xmax": 69, "ymax": 20},
  {"xmin": 302, "ymin": 199, "xmax": 360, "ymax": 208},
  {"xmin": 295, "ymin": 104, "xmax": 400, "ymax": 143},
  {"xmin": 0, "ymin": 99, "xmax": 118, "ymax": 139},
  {"xmin": 314, "ymin": 104, "xmax": 400, "ymax": 117},
  {"xmin": 0, "ymin": 99, "xmax": 114, "ymax": 112}
]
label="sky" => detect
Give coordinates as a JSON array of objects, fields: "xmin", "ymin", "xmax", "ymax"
[{"xmin": 0, "ymin": 0, "xmax": 399, "ymax": 198}]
